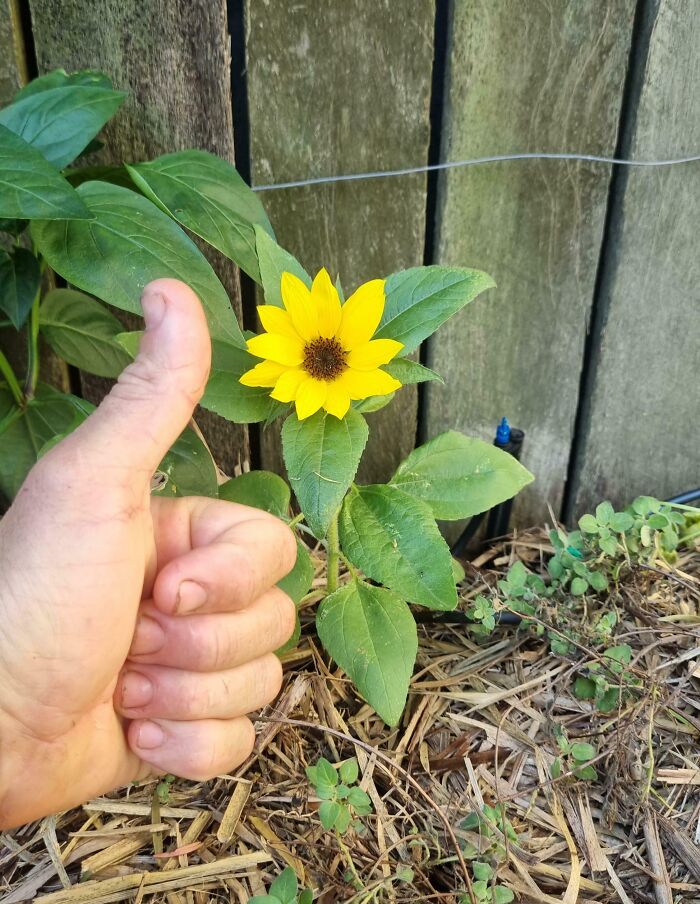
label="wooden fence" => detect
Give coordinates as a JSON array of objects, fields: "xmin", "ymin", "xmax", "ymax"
[{"xmin": 1, "ymin": 0, "xmax": 697, "ymax": 525}]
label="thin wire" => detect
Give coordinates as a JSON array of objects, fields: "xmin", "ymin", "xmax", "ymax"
[{"xmin": 251, "ymin": 150, "xmax": 700, "ymax": 192}]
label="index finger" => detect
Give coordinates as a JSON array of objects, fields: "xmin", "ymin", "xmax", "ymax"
[{"xmin": 150, "ymin": 497, "xmax": 297, "ymax": 615}]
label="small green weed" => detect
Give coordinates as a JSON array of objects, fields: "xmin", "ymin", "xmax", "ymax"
[{"xmin": 248, "ymin": 866, "xmax": 312, "ymax": 904}]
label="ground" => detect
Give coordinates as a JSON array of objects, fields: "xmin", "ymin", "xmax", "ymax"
[{"xmin": 3, "ymin": 528, "xmax": 700, "ymax": 904}]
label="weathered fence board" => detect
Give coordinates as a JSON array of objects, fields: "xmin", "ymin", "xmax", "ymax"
[
  {"xmin": 27, "ymin": 0, "xmax": 249, "ymax": 474},
  {"xmin": 424, "ymin": 0, "xmax": 636, "ymax": 525},
  {"xmin": 245, "ymin": 0, "xmax": 435, "ymax": 483},
  {"xmin": 570, "ymin": 0, "xmax": 700, "ymax": 515}
]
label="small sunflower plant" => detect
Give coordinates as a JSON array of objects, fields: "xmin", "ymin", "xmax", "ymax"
[{"xmin": 0, "ymin": 68, "xmax": 533, "ymax": 725}]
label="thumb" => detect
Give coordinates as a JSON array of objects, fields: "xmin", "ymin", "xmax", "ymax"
[{"xmin": 71, "ymin": 279, "xmax": 212, "ymax": 478}]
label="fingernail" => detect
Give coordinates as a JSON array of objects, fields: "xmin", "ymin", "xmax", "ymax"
[
  {"xmin": 135, "ymin": 720, "xmax": 165, "ymax": 750},
  {"xmin": 121, "ymin": 671, "xmax": 154, "ymax": 708},
  {"xmin": 177, "ymin": 580, "xmax": 207, "ymax": 614},
  {"xmin": 141, "ymin": 289, "xmax": 167, "ymax": 330},
  {"xmin": 130, "ymin": 615, "xmax": 165, "ymax": 656}
]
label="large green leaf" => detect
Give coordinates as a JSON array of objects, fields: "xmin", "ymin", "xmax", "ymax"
[
  {"xmin": 0, "ymin": 248, "xmax": 40, "ymax": 329},
  {"xmin": 391, "ymin": 431, "xmax": 534, "ymax": 521},
  {"xmin": 127, "ymin": 151, "xmax": 274, "ymax": 282},
  {"xmin": 339, "ymin": 484, "xmax": 457, "ymax": 610},
  {"xmin": 317, "ymin": 579, "xmax": 417, "ymax": 725},
  {"xmin": 219, "ymin": 470, "xmax": 291, "ymax": 518},
  {"xmin": 282, "ymin": 409, "xmax": 368, "ymax": 539},
  {"xmin": 13, "ymin": 69, "xmax": 113, "ymax": 102},
  {"xmin": 152, "ymin": 428, "xmax": 218, "ymax": 498},
  {"xmin": 0, "ymin": 124, "xmax": 92, "ymax": 220},
  {"xmin": 383, "ymin": 357, "xmax": 444, "ymax": 385},
  {"xmin": 0, "ymin": 85, "xmax": 126, "ymax": 170},
  {"xmin": 199, "ymin": 339, "xmax": 287, "ymax": 423},
  {"xmin": 31, "ymin": 181, "xmax": 243, "ymax": 344},
  {"xmin": 375, "ymin": 266, "xmax": 495, "ymax": 354},
  {"xmin": 0, "ymin": 384, "xmax": 86, "ymax": 499},
  {"xmin": 40, "ymin": 288, "xmax": 132, "ymax": 377},
  {"xmin": 255, "ymin": 226, "xmax": 310, "ymax": 307}
]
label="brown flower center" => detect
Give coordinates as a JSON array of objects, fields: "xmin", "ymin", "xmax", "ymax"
[{"xmin": 302, "ymin": 337, "xmax": 348, "ymax": 381}]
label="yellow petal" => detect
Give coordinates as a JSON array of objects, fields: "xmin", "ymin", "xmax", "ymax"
[
  {"xmin": 347, "ymin": 338, "xmax": 403, "ymax": 370},
  {"xmin": 295, "ymin": 377, "xmax": 327, "ymax": 419},
  {"xmin": 239, "ymin": 360, "xmax": 288, "ymax": 387},
  {"xmin": 257, "ymin": 305, "xmax": 301, "ymax": 341},
  {"xmin": 339, "ymin": 367, "xmax": 402, "ymax": 400},
  {"xmin": 338, "ymin": 278, "xmax": 385, "ymax": 348},
  {"xmin": 246, "ymin": 332, "xmax": 304, "ymax": 366},
  {"xmin": 271, "ymin": 368, "xmax": 306, "ymax": 403},
  {"xmin": 324, "ymin": 382, "xmax": 351, "ymax": 419},
  {"xmin": 311, "ymin": 267, "xmax": 342, "ymax": 338},
  {"xmin": 280, "ymin": 271, "xmax": 318, "ymax": 341}
]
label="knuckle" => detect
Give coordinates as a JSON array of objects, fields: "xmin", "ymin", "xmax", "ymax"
[
  {"xmin": 273, "ymin": 590, "xmax": 297, "ymax": 644},
  {"xmin": 261, "ymin": 652, "xmax": 284, "ymax": 701}
]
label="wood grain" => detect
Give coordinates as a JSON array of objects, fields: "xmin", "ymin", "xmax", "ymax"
[
  {"xmin": 245, "ymin": 0, "xmax": 434, "ymax": 482},
  {"xmin": 570, "ymin": 0, "xmax": 700, "ymax": 515},
  {"xmin": 424, "ymin": 1, "xmax": 635, "ymax": 525},
  {"xmin": 28, "ymin": 0, "xmax": 249, "ymax": 473}
]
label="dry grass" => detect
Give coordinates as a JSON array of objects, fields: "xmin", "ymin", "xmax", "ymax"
[{"xmin": 3, "ymin": 529, "xmax": 700, "ymax": 903}]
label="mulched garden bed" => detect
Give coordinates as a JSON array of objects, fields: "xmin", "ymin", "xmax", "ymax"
[{"xmin": 4, "ymin": 528, "xmax": 700, "ymax": 904}]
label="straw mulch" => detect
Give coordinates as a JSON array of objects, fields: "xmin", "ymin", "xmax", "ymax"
[{"xmin": 3, "ymin": 529, "xmax": 700, "ymax": 904}]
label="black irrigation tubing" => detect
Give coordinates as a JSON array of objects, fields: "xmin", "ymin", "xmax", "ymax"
[{"xmin": 250, "ymin": 150, "xmax": 700, "ymax": 192}]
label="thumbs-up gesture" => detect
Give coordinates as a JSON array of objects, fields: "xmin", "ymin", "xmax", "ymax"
[{"xmin": 0, "ymin": 279, "xmax": 297, "ymax": 829}]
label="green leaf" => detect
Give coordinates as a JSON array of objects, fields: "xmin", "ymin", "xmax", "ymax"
[
  {"xmin": 570, "ymin": 577, "xmax": 588, "ymax": 596},
  {"xmin": 219, "ymin": 470, "xmax": 290, "ymax": 518},
  {"xmin": 587, "ymin": 570, "xmax": 609, "ymax": 592},
  {"xmin": 316, "ymin": 757, "xmax": 338, "ymax": 787},
  {"xmin": 269, "ymin": 867, "xmax": 298, "ymax": 904},
  {"xmin": 319, "ymin": 800, "xmax": 341, "ymax": 831},
  {"xmin": 340, "ymin": 484, "xmax": 457, "ymax": 610},
  {"xmin": 246, "ymin": 897, "xmax": 273, "ymax": 904},
  {"xmin": 13, "ymin": 68, "xmax": 113, "ymax": 102},
  {"xmin": 317, "ymin": 580, "xmax": 417, "ymax": 726},
  {"xmin": 282, "ymin": 409, "xmax": 368, "ymax": 539},
  {"xmin": 339, "ymin": 758, "xmax": 359, "ymax": 785},
  {"xmin": 570, "ymin": 742, "xmax": 596, "ymax": 762},
  {"xmin": 573, "ymin": 677, "xmax": 596, "ymax": 700},
  {"xmin": 391, "ymin": 431, "xmax": 533, "ymax": 520},
  {"xmin": 0, "ymin": 85, "xmax": 126, "ymax": 169},
  {"xmin": 255, "ymin": 226, "xmax": 311, "ymax": 307},
  {"xmin": 0, "ymin": 248, "xmax": 40, "ymax": 329},
  {"xmin": 599, "ymin": 536, "xmax": 618, "ymax": 556},
  {"xmin": 375, "ymin": 266, "xmax": 495, "ymax": 354},
  {"xmin": 152, "ymin": 428, "xmax": 218, "ymax": 498},
  {"xmin": 31, "ymin": 181, "xmax": 243, "ymax": 345},
  {"xmin": 494, "ymin": 887, "xmax": 515, "ymax": 904},
  {"xmin": 595, "ymin": 501, "xmax": 614, "ymax": 525},
  {"xmin": 452, "ymin": 557, "xmax": 466, "ymax": 584},
  {"xmin": 472, "ymin": 862, "xmax": 492, "ymax": 882},
  {"xmin": 353, "ymin": 392, "xmax": 394, "ymax": 413},
  {"xmin": 578, "ymin": 513, "xmax": 599, "ymax": 533},
  {"xmin": 299, "ymin": 891, "xmax": 313, "ymax": 904},
  {"xmin": 574, "ymin": 765, "xmax": 598, "ymax": 781},
  {"xmin": 277, "ymin": 539, "xmax": 314, "ymax": 604},
  {"xmin": 383, "ymin": 357, "xmax": 444, "ymax": 385},
  {"xmin": 550, "ymin": 757, "xmax": 561, "ymax": 778},
  {"xmin": 127, "ymin": 151, "xmax": 274, "ymax": 282},
  {"xmin": 196, "ymin": 338, "xmax": 286, "ymax": 424},
  {"xmin": 39, "ymin": 288, "xmax": 132, "ymax": 377},
  {"xmin": 335, "ymin": 805, "xmax": 352, "ymax": 834},
  {"xmin": 0, "ymin": 124, "xmax": 92, "ymax": 220},
  {"xmin": 610, "ymin": 511, "xmax": 634, "ymax": 533},
  {"xmin": 602, "ymin": 644, "xmax": 632, "ymax": 671},
  {"xmin": 0, "ymin": 384, "xmax": 85, "ymax": 499}
]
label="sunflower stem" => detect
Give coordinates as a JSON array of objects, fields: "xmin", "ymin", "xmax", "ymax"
[{"xmin": 326, "ymin": 511, "xmax": 340, "ymax": 595}]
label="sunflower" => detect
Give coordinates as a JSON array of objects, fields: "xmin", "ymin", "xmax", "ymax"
[{"xmin": 240, "ymin": 268, "xmax": 404, "ymax": 420}]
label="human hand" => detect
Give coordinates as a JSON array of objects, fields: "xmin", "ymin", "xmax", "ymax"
[{"xmin": 0, "ymin": 279, "xmax": 297, "ymax": 829}]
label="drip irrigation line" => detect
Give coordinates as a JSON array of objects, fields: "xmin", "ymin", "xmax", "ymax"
[{"xmin": 251, "ymin": 150, "xmax": 700, "ymax": 192}]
